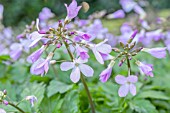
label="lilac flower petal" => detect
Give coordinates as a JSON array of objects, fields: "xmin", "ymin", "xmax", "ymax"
[
  {"xmin": 127, "ymin": 75, "xmax": 138, "ymax": 83},
  {"xmin": 129, "ymin": 84, "xmax": 136, "ymax": 96},
  {"xmin": 70, "ymin": 67, "xmax": 80, "ymax": 83},
  {"xmin": 29, "ymin": 37, "xmax": 41, "ymax": 48},
  {"xmin": 60, "ymin": 62, "xmax": 75, "ymax": 71},
  {"xmin": 44, "ymin": 61, "xmax": 49, "ymax": 73},
  {"xmin": 99, "ymin": 67, "xmax": 112, "ymax": 82},
  {"xmin": 118, "ymin": 84, "xmax": 129, "ymax": 97},
  {"xmin": 0, "ymin": 108, "xmax": 6, "ymax": 113},
  {"xmin": 31, "ymin": 58, "xmax": 45, "ymax": 75},
  {"xmin": 92, "ymin": 49, "xmax": 104, "ymax": 64},
  {"xmin": 97, "ymin": 44, "xmax": 112, "ymax": 54},
  {"xmin": 79, "ymin": 64, "xmax": 94, "ymax": 77},
  {"xmin": 115, "ymin": 75, "xmax": 127, "ymax": 84},
  {"xmin": 146, "ymin": 47, "xmax": 166, "ymax": 59}
]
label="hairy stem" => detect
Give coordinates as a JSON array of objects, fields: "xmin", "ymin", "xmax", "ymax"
[{"xmin": 63, "ymin": 39, "xmax": 95, "ymax": 113}]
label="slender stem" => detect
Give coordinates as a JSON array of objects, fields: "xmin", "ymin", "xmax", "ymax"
[
  {"xmin": 63, "ymin": 39, "xmax": 95, "ymax": 113},
  {"xmin": 8, "ymin": 102, "xmax": 25, "ymax": 113},
  {"xmin": 80, "ymin": 75, "xmax": 95, "ymax": 113},
  {"xmin": 126, "ymin": 56, "xmax": 131, "ymax": 76}
]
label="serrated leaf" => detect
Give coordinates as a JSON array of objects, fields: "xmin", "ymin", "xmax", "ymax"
[
  {"xmin": 129, "ymin": 99, "xmax": 158, "ymax": 113},
  {"xmin": 47, "ymin": 80, "xmax": 73, "ymax": 97},
  {"xmin": 19, "ymin": 82, "xmax": 46, "ymax": 112},
  {"xmin": 61, "ymin": 90, "xmax": 80, "ymax": 113},
  {"xmin": 39, "ymin": 94, "xmax": 63, "ymax": 113},
  {"xmin": 136, "ymin": 90, "xmax": 169, "ymax": 100}
]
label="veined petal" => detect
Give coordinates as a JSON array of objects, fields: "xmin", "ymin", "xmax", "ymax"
[
  {"xmin": 97, "ymin": 44, "xmax": 112, "ymax": 54},
  {"xmin": 127, "ymin": 75, "xmax": 138, "ymax": 83},
  {"xmin": 70, "ymin": 67, "xmax": 80, "ymax": 83},
  {"xmin": 118, "ymin": 84, "xmax": 129, "ymax": 97},
  {"xmin": 79, "ymin": 64, "xmax": 94, "ymax": 77},
  {"xmin": 29, "ymin": 37, "xmax": 41, "ymax": 48},
  {"xmin": 92, "ymin": 49, "xmax": 104, "ymax": 64},
  {"xmin": 129, "ymin": 84, "xmax": 136, "ymax": 96},
  {"xmin": 115, "ymin": 75, "xmax": 127, "ymax": 84},
  {"xmin": 60, "ymin": 62, "xmax": 75, "ymax": 71}
]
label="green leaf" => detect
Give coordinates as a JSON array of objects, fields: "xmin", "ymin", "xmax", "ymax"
[
  {"xmin": 19, "ymin": 82, "xmax": 46, "ymax": 112},
  {"xmin": 0, "ymin": 55, "xmax": 10, "ymax": 61},
  {"xmin": 136, "ymin": 90, "xmax": 169, "ymax": 100},
  {"xmin": 61, "ymin": 90, "xmax": 80, "ymax": 113},
  {"xmin": 47, "ymin": 80, "xmax": 73, "ymax": 97},
  {"xmin": 129, "ymin": 99, "xmax": 158, "ymax": 113},
  {"xmin": 39, "ymin": 94, "xmax": 63, "ymax": 113}
]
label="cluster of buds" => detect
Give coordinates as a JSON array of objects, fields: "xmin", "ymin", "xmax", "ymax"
[
  {"xmin": 0, "ymin": 90, "xmax": 8, "ymax": 106},
  {"xmin": 99, "ymin": 30, "xmax": 166, "ymax": 97}
]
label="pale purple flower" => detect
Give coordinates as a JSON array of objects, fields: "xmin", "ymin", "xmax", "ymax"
[
  {"xmin": 99, "ymin": 60, "xmax": 115, "ymax": 82},
  {"xmin": 107, "ymin": 10, "xmax": 125, "ymax": 19},
  {"xmin": 76, "ymin": 31, "xmax": 91, "ymax": 41},
  {"xmin": 146, "ymin": 29, "xmax": 163, "ymax": 41},
  {"xmin": 0, "ymin": 108, "xmax": 6, "ymax": 113},
  {"xmin": 90, "ymin": 39, "xmax": 112, "ymax": 64},
  {"xmin": 10, "ymin": 43, "xmax": 22, "ymax": 60},
  {"xmin": 119, "ymin": 0, "xmax": 136, "ymax": 12},
  {"xmin": 142, "ymin": 47, "xmax": 166, "ymax": 59},
  {"xmin": 65, "ymin": 0, "xmax": 82, "ymax": 20},
  {"xmin": 39, "ymin": 7, "xmax": 54, "ymax": 21},
  {"xmin": 100, "ymin": 53, "xmax": 114, "ymax": 61},
  {"xmin": 29, "ymin": 31, "xmax": 46, "ymax": 48},
  {"xmin": 27, "ymin": 45, "xmax": 46, "ymax": 63},
  {"xmin": 31, "ymin": 52, "xmax": 53, "ymax": 76},
  {"xmin": 60, "ymin": 58, "xmax": 94, "ymax": 83},
  {"xmin": 76, "ymin": 46, "xmax": 89, "ymax": 60},
  {"xmin": 133, "ymin": 5, "xmax": 146, "ymax": 19},
  {"xmin": 26, "ymin": 95, "xmax": 37, "ymax": 107},
  {"xmin": 136, "ymin": 61, "xmax": 154, "ymax": 77},
  {"xmin": 115, "ymin": 75, "xmax": 138, "ymax": 97}
]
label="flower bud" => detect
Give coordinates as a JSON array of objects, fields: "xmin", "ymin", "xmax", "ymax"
[
  {"xmin": 3, "ymin": 90, "xmax": 7, "ymax": 95},
  {"xmin": 128, "ymin": 30, "xmax": 138, "ymax": 43},
  {"xmin": 56, "ymin": 43, "xmax": 62, "ymax": 48},
  {"xmin": 118, "ymin": 57, "xmax": 126, "ymax": 67},
  {"xmin": 3, "ymin": 100, "xmax": 8, "ymax": 106},
  {"xmin": 112, "ymin": 48, "xmax": 120, "ymax": 52},
  {"xmin": 120, "ymin": 42, "xmax": 124, "ymax": 48},
  {"xmin": 129, "ymin": 42, "xmax": 136, "ymax": 49}
]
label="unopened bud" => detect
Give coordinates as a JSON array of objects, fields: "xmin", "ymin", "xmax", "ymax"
[
  {"xmin": 129, "ymin": 42, "xmax": 136, "ymax": 49},
  {"xmin": 56, "ymin": 43, "xmax": 62, "ymax": 48},
  {"xmin": 120, "ymin": 42, "xmax": 124, "ymax": 48},
  {"xmin": 131, "ymin": 52, "xmax": 137, "ymax": 56},
  {"xmin": 3, "ymin": 90, "xmax": 7, "ymax": 95},
  {"xmin": 118, "ymin": 57, "xmax": 126, "ymax": 67},
  {"xmin": 3, "ymin": 100, "xmax": 8, "ymax": 106},
  {"xmin": 112, "ymin": 48, "xmax": 120, "ymax": 52},
  {"xmin": 128, "ymin": 30, "xmax": 138, "ymax": 43},
  {"xmin": 63, "ymin": 28, "xmax": 68, "ymax": 32},
  {"xmin": 136, "ymin": 47, "xmax": 143, "ymax": 53}
]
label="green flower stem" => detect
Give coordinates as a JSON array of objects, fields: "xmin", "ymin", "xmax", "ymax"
[
  {"xmin": 63, "ymin": 38, "xmax": 95, "ymax": 113},
  {"xmin": 0, "ymin": 100, "xmax": 25, "ymax": 113},
  {"xmin": 126, "ymin": 56, "xmax": 131, "ymax": 76}
]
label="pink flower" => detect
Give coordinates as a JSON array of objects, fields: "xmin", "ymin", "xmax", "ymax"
[
  {"xmin": 65, "ymin": 0, "xmax": 82, "ymax": 20},
  {"xmin": 115, "ymin": 75, "xmax": 138, "ymax": 97},
  {"xmin": 60, "ymin": 58, "xmax": 94, "ymax": 83},
  {"xmin": 90, "ymin": 39, "xmax": 112, "ymax": 64},
  {"xmin": 142, "ymin": 47, "xmax": 166, "ymax": 59},
  {"xmin": 136, "ymin": 61, "xmax": 154, "ymax": 77}
]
